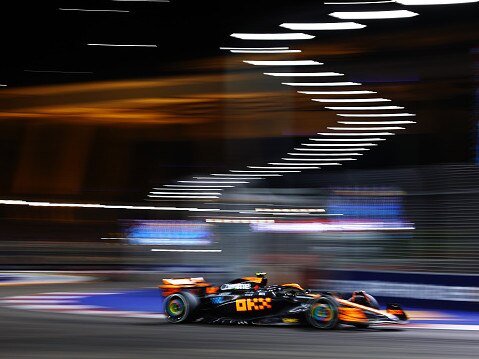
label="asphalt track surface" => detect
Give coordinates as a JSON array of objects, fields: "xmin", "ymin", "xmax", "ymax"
[{"xmin": 1, "ymin": 282, "xmax": 478, "ymax": 359}]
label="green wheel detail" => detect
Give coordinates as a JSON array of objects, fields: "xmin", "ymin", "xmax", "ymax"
[
  {"xmin": 306, "ymin": 296, "xmax": 339, "ymax": 329},
  {"xmin": 164, "ymin": 292, "xmax": 198, "ymax": 324},
  {"xmin": 167, "ymin": 298, "xmax": 185, "ymax": 317},
  {"xmin": 311, "ymin": 303, "xmax": 333, "ymax": 322}
]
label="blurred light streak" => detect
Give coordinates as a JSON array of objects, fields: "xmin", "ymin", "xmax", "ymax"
[
  {"xmin": 149, "ymin": 192, "xmax": 222, "ymax": 195},
  {"xmin": 283, "ymin": 81, "xmax": 361, "ymax": 86},
  {"xmin": 153, "ymin": 187, "xmax": 225, "ymax": 191},
  {"xmin": 151, "ymin": 249, "xmax": 222, "ymax": 253},
  {"xmin": 280, "ymin": 158, "xmax": 356, "ymax": 161},
  {"xmin": 220, "ymin": 47, "xmax": 290, "ymax": 50},
  {"xmin": 230, "ymin": 170, "xmax": 301, "ymax": 173},
  {"xmin": 280, "ymin": 22, "xmax": 366, "ymax": 30},
  {"xmin": 231, "ymin": 49, "xmax": 301, "ymax": 53},
  {"xmin": 396, "ymin": 0, "xmax": 479, "ymax": 5},
  {"xmin": 337, "ymin": 113, "xmax": 416, "ymax": 117},
  {"xmin": 0, "ymin": 84, "xmax": 7, "ymax": 87},
  {"xmin": 244, "ymin": 60, "xmax": 322, "ymax": 66},
  {"xmin": 264, "ymin": 72, "xmax": 343, "ymax": 77},
  {"xmin": 328, "ymin": 126, "xmax": 405, "ymax": 130},
  {"xmin": 255, "ymin": 208, "xmax": 325, "ymax": 213},
  {"xmin": 338, "ymin": 120, "xmax": 416, "ymax": 124},
  {"xmin": 251, "ymin": 221, "xmax": 415, "ymax": 232},
  {"xmin": 325, "ymin": 105, "xmax": 404, "ymax": 110},
  {"xmin": 329, "ymin": 10, "xmax": 419, "ymax": 20},
  {"xmin": 0, "ymin": 200, "xmax": 220, "ymax": 212},
  {"xmin": 302, "ymin": 143, "xmax": 378, "ymax": 146},
  {"xmin": 163, "ymin": 185, "xmax": 235, "ymax": 188},
  {"xmin": 59, "ymin": 8, "xmax": 130, "ymax": 13},
  {"xmin": 87, "ymin": 43, "xmax": 157, "ymax": 47},
  {"xmin": 300, "ymin": 90, "xmax": 376, "ymax": 94},
  {"xmin": 313, "ymin": 98, "xmax": 391, "ymax": 102},
  {"xmin": 193, "ymin": 177, "xmax": 264, "ymax": 180},
  {"xmin": 311, "ymin": 137, "xmax": 386, "ymax": 141},
  {"xmin": 210, "ymin": 173, "xmax": 283, "ymax": 177},
  {"xmin": 178, "ymin": 181, "xmax": 248, "ymax": 184},
  {"xmin": 287, "ymin": 152, "xmax": 364, "ymax": 156},
  {"xmin": 316, "ymin": 132, "xmax": 395, "ymax": 135},
  {"xmin": 147, "ymin": 195, "xmax": 220, "ymax": 199},
  {"xmin": 231, "ymin": 33, "xmax": 315, "ymax": 40},
  {"xmin": 247, "ymin": 166, "xmax": 321, "ymax": 169},
  {"xmin": 295, "ymin": 147, "xmax": 371, "ymax": 151},
  {"xmin": 206, "ymin": 218, "xmax": 275, "ymax": 223}
]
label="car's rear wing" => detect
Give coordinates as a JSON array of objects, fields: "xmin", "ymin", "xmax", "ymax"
[{"xmin": 159, "ymin": 277, "xmax": 218, "ymax": 296}]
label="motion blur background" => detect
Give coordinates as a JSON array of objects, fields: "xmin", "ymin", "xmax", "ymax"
[{"xmin": 0, "ymin": 0, "xmax": 479, "ymax": 308}]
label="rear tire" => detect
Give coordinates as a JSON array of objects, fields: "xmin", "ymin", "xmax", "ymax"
[
  {"xmin": 164, "ymin": 292, "xmax": 199, "ymax": 323},
  {"xmin": 306, "ymin": 296, "xmax": 339, "ymax": 329}
]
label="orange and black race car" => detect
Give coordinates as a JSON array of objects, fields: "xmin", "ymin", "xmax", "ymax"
[{"xmin": 159, "ymin": 272, "xmax": 408, "ymax": 329}]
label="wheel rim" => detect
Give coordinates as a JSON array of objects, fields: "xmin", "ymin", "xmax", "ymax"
[
  {"xmin": 311, "ymin": 303, "xmax": 333, "ymax": 323},
  {"xmin": 167, "ymin": 298, "xmax": 185, "ymax": 318}
]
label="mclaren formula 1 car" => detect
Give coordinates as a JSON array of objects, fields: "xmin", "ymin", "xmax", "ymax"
[{"xmin": 159, "ymin": 273, "xmax": 408, "ymax": 329}]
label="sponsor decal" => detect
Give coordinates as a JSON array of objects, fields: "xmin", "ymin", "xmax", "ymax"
[
  {"xmin": 282, "ymin": 318, "xmax": 299, "ymax": 323},
  {"xmin": 210, "ymin": 297, "xmax": 225, "ymax": 305},
  {"xmin": 221, "ymin": 283, "xmax": 252, "ymax": 290},
  {"xmin": 236, "ymin": 297, "xmax": 272, "ymax": 312}
]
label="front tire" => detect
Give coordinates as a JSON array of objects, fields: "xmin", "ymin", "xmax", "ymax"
[
  {"xmin": 306, "ymin": 296, "xmax": 339, "ymax": 329},
  {"xmin": 164, "ymin": 292, "xmax": 199, "ymax": 324}
]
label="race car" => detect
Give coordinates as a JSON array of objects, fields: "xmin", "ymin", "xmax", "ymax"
[{"xmin": 159, "ymin": 272, "xmax": 408, "ymax": 329}]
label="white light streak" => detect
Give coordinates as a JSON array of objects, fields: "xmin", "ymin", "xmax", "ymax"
[
  {"xmin": 329, "ymin": 10, "xmax": 418, "ymax": 20},
  {"xmin": 338, "ymin": 121, "xmax": 416, "ymax": 125},
  {"xmin": 151, "ymin": 249, "xmax": 222, "ymax": 253},
  {"xmin": 311, "ymin": 137, "xmax": 386, "ymax": 141},
  {"xmin": 247, "ymin": 166, "xmax": 321, "ymax": 169},
  {"xmin": 280, "ymin": 22, "xmax": 366, "ymax": 30},
  {"xmin": 0, "ymin": 84, "xmax": 7, "ymax": 87},
  {"xmin": 300, "ymin": 90, "xmax": 376, "ymax": 94},
  {"xmin": 313, "ymin": 98, "xmax": 391, "ymax": 103},
  {"xmin": 148, "ymin": 195, "xmax": 219, "ymax": 199},
  {"xmin": 288, "ymin": 152, "xmax": 363, "ymax": 156},
  {"xmin": 264, "ymin": 72, "xmax": 342, "ymax": 77},
  {"xmin": 153, "ymin": 188, "xmax": 225, "ymax": 191},
  {"xmin": 149, "ymin": 192, "xmax": 222, "ymax": 195},
  {"xmin": 220, "ymin": 47, "xmax": 290, "ymax": 50},
  {"xmin": 328, "ymin": 126, "xmax": 404, "ymax": 130},
  {"xmin": 325, "ymin": 105, "xmax": 404, "ymax": 110},
  {"xmin": 317, "ymin": 132, "xmax": 394, "ymax": 136},
  {"xmin": 178, "ymin": 181, "xmax": 248, "ymax": 184},
  {"xmin": 231, "ymin": 33, "xmax": 315, "ymax": 40},
  {"xmin": 295, "ymin": 147, "xmax": 371, "ymax": 151},
  {"xmin": 302, "ymin": 143, "xmax": 378, "ymax": 147},
  {"xmin": 230, "ymin": 170, "xmax": 302, "ymax": 173},
  {"xmin": 0, "ymin": 200, "xmax": 219, "ymax": 212},
  {"xmin": 194, "ymin": 177, "xmax": 264, "ymax": 180},
  {"xmin": 244, "ymin": 60, "xmax": 322, "ymax": 66},
  {"xmin": 337, "ymin": 113, "xmax": 416, "ymax": 117},
  {"xmin": 87, "ymin": 43, "xmax": 157, "ymax": 47},
  {"xmin": 206, "ymin": 218, "xmax": 275, "ymax": 224},
  {"xmin": 256, "ymin": 208, "xmax": 325, "ymax": 213},
  {"xmin": 396, "ymin": 0, "xmax": 479, "ymax": 5},
  {"xmin": 164, "ymin": 185, "xmax": 235, "ymax": 188},
  {"xmin": 280, "ymin": 158, "xmax": 356, "ymax": 162},
  {"xmin": 231, "ymin": 49, "xmax": 301, "ymax": 53},
  {"xmin": 59, "ymin": 8, "xmax": 130, "ymax": 13},
  {"xmin": 283, "ymin": 82, "xmax": 361, "ymax": 86},
  {"xmin": 210, "ymin": 173, "xmax": 283, "ymax": 177}
]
